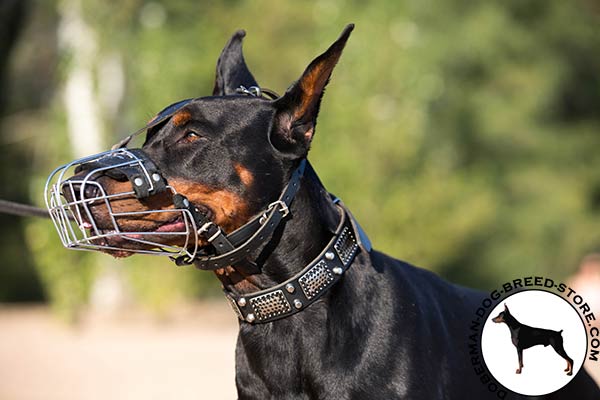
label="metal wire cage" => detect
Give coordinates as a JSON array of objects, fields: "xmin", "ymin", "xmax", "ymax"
[{"xmin": 44, "ymin": 148, "xmax": 199, "ymax": 259}]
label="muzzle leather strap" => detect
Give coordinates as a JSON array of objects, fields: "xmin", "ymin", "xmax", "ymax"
[
  {"xmin": 172, "ymin": 159, "xmax": 306, "ymax": 272},
  {"xmin": 172, "ymin": 193, "xmax": 260, "ymax": 273},
  {"xmin": 76, "ymin": 149, "xmax": 168, "ymax": 199}
]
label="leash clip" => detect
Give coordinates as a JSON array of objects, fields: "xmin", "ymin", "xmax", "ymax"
[
  {"xmin": 236, "ymin": 85, "xmax": 280, "ymax": 100},
  {"xmin": 236, "ymin": 85, "xmax": 261, "ymax": 97}
]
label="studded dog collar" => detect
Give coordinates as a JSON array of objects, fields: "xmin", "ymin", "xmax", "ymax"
[{"xmin": 225, "ymin": 203, "xmax": 364, "ymax": 324}]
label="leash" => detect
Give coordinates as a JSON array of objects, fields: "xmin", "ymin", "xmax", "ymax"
[{"xmin": 0, "ymin": 199, "xmax": 51, "ymax": 219}]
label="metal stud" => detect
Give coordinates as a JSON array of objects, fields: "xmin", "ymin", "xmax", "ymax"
[
  {"xmin": 133, "ymin": 177, "xmax": 144, "ymax": 186},
  {"xmin": 285, "ymin": 283, "xmax": 295, "ymax": 293},
  {"xmin": 152, "ymin": 173, "xmax": 161, "ymax": 182},
  {"xmin": 332, "ymin": 267, "xmax": 343, "ymax": 275},
  {"xmin": 246, "ymin": 313, "xmax": 255, "ymax": 323},
  {"xmin": 237, "ymin": 297, "xmax": 247, "ymax": 307},
  {"xmin": 325, "ymin": 251, "xmax": 335, "ymax": 261},
  {"xmin": 182, "ymin": 198, "xmax": 190, "ymax": 207},
  {"xmin": 293, "ymin": 299, "xmax": 303, "ymax": 309}
]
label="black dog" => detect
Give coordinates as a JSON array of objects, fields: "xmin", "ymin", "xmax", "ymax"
[
  {"xmin": 68, "ymin": 25, "xmax": 600, "ymax": 399},
  {"xmin": 492, "ymin": 304, "xmax": 574, "ymax": 376}
]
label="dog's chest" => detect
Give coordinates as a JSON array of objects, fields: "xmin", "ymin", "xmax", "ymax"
[{"xmin": 511, "ymin": 327, "xmax": 521, "ymax": 345}]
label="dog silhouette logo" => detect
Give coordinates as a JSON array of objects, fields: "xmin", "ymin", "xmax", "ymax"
[
  {"xmin": 481, "ymin": 290, "xmax": 587, "ymax": 396},
  {"xmin": 491, "ymin": 304, "xmax": 573, "ymax": 376}
]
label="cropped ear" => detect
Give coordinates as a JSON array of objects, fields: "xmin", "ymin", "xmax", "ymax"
[
  {"xmin": 213, "ymin": 30, "xmax": 259, "ymax": 96},
  {"xmin": 504, "ymin": 304, "xmax": 509, "ymax": 312},
  {"xmin": 270, "ymin": 24, "xmax": 354, "ymax": 157}
]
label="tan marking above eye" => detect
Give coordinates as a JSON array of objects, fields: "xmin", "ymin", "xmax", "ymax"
[
  {"xmin": 234, "ymin": 163, "xmax": 254, "ymax": 187},
  {"xmin": 172, "ymin": 110, "xmax": 192, "ymax": 126}
]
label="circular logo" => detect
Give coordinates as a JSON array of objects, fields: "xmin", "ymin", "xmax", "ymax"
[{"xmin": 481, "ymin": 290, "xmax": 587, "ymax": 396}]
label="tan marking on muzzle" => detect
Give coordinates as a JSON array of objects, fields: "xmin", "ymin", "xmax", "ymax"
[
  {"xmin": 234, "ymin": 163, "xmax": 254, "ymax": 187},
  {"xmin": 169, "ymin": 179, "xmax": 251, "ymax": 233},
  {"xmin": 75, "ymin": 174, "xmax": 251, "ymax": 258},
  {"xmin": 216, "ymin": 266, "xmax": 261, "ymax": 294},
  {"xmin": 93, "ymin": 177, "xmax": 251, "ymax": 233},
  {"xmin": 90, "ymin": 177, "xmax": 176, "ymax": 231}
]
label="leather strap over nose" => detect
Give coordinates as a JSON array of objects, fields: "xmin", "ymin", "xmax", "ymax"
[{"xmin": 76, "ymin": 149, "xmax": 168, "ymax": 199}]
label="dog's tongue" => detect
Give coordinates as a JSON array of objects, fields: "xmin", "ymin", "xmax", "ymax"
[
  {"xmin": 156, "ymin": 219, "xmax": 186, "ymax": 233},
  {"xmin": 121, "ymin": 221, "xmax": 184, "ymax": 239}
]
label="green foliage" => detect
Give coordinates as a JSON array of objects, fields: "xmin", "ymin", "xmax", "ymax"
[{"xmin": 2, "ymin": 0, "xmax": 600, "ymax": 314}]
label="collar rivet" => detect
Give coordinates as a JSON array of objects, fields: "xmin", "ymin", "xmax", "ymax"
[
  {"xmin": 332, "ymin": 266, "xmax": 343, "ymax": 275},
  {"xmin": 237, "ymin": 297, "xmax": 247, "ymax": 307},
  {"xmin": 285, "ymin": 283, "xmax": 295, "ymax": 293},
  {"xmin": 325, "ymin": 251, "xmax": 335, "ymax": 260},
  {"xmin": 246, "ymin": 313, "xmax": 255, "ymax": 323},
  {"xmin": 293, "ymin": 299, "xmax": 303, "ymax": 309}
]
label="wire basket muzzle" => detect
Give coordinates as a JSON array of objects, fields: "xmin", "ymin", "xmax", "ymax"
[{"xmin": 44, "ymin": 148, "xmax": 199, "ymax": 259}]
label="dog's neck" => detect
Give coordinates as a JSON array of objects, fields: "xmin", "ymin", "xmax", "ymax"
[
  {"xmin": 217, "ymin": 163, "xmax": 340, "ymax": 295},
  {"xmin": 503, "ymin": 312, "xmax": 522, "ymax": 329}
]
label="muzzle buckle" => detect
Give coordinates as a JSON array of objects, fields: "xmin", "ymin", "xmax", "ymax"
[{"xmin": 260, "ymin": 200, "xmax": 289, "ymax": 225}]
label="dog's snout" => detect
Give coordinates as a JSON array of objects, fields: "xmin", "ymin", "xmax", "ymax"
[{"xmin": 492, "ymin": 315, "xmax": 504, "ymax": 323}]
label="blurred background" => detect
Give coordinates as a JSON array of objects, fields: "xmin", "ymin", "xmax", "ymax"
[{"xmin": 1, "ymin": 0, "xmax": 600, "ymax": 398}]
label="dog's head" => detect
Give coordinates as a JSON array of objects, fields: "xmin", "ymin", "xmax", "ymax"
[
  {"xmin": 491, "ymin": 304, "xmax": 511, "ymax": 323},
  {"xmin": 54, "ymin": 25, "xmax": 354, "ymax": 258}
]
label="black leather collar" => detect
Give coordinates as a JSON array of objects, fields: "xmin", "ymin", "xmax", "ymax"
[{"xmin": 224, "ymin": 204, "xmax": 362, "ymax": 324}]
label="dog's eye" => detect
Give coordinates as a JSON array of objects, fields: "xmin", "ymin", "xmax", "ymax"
[{"xmin": 181, "ymin": 130, "xmax": 202, "ymax": 143}]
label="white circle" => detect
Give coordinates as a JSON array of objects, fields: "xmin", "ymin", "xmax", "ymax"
[{"xmin": 481, "ymin": 290, "xmax": 587, "ymax": 396}]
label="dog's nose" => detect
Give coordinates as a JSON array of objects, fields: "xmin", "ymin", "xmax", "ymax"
[
  {"xmin": 83, "ymin": 184, "xmax": 100, "ymax": 199},
  {"xmin": 62, "ymin": 180, "xmax": 101, "ymax": 203}
]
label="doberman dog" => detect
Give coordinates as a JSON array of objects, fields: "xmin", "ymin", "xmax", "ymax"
[
  {"xmin": 59, "ymin": 25, "xmax": 600, "ymax": 399},
  {"xmin": 492, "ymin": 304, "xmax": 574, "ymax": 376}
]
